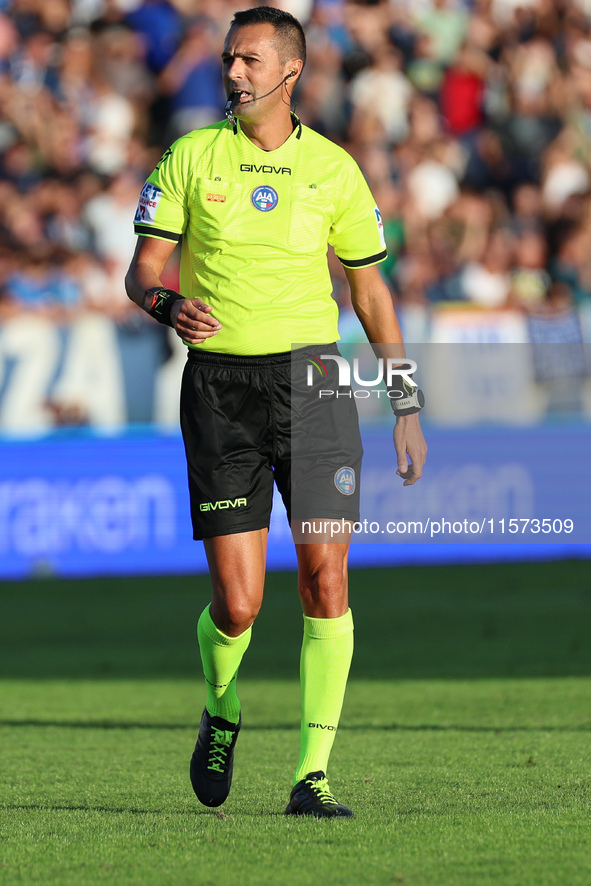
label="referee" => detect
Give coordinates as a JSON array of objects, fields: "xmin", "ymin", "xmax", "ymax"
[{"xmin": 125, "ymin": 6, "xmax": 426, "ymax": 818}]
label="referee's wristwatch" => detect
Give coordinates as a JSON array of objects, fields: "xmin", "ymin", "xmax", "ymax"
[
  {"xmin": 146, "ymin": 286, "xmax": 184, "ymax": 327},
  {"xmin": 389, "ymin": 387, "xmax": 425, "ymax": 416},
  {"xmin": 387, "ymin": 366, "xmax": 425, "ymax": 417}
]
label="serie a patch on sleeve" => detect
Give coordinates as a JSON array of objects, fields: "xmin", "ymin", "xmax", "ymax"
[
  {"xmin": 134, "ymin": 182, "xmax": 163, "ymax": 226},
  {"xmin": 374, "ymin": 205, "xmax": 386, "ymax": 250}
]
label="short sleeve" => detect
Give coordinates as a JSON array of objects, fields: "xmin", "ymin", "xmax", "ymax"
[
  {"xmin": 328, "ymin": 156, "xmax": 387, "ymax": 268},
  {"xmin": 133, "ymin": 138, "xmax": 191, "ymax": 242}
]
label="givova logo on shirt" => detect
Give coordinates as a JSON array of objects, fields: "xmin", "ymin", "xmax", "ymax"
[{"xmin": 251, "ymin": 185, "xmax": 279, "ymax": 212}]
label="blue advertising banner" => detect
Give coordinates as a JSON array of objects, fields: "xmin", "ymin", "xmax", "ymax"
[
  {"xmin": 353, "ymin": 422, "xmax": 591, "ymax": 545},
  {"xmin": 0, "ymin": 424, "xmax": 589, "ymax": 580}
]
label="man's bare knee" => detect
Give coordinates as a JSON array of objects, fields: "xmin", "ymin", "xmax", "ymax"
[
  {"xmin": 210, "ymin": 595, "xmax": 261, "ymax": 636},
  {"xmin": 205, "ymin": 529, "xmax": 267, "ymax": 635},
  {"xmin": 297, "ymin": 549, "xmax": 349, "ymax": 618},
  {"xmin": 300, "ymin": 561, "xmax": 343, "ymax": 595}
]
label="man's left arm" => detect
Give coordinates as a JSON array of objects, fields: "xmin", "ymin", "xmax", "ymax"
[{"xmin": 345, "ymin": 264, "xmax": 427, "ymax": 486}]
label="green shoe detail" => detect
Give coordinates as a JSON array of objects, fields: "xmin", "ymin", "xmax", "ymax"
[
  {"xmin": 208, "ymin": 729, "xmax": 236, "ymax": 773},
  {"xmin": 190, "ymin": 709, "xmax": 241, "ymax": 807},
  {"xmin": 285, "ymin": 770, "xmax": 353, "ymax": 818}
]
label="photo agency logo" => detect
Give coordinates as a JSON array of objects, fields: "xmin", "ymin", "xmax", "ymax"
[{"xmin": 306, "ymin": 355, "xmax": 419, "ymax": 402}]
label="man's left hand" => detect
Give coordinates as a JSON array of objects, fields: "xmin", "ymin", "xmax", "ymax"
[{"xmin": 393, "ymin": 413, "xmax": 427, "ymax": 486}]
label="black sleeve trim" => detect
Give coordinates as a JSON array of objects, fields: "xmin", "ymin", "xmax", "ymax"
[
  {"xmin": 337, "ymin": 249, "xmax": 387, "ymax": 269},
  {"xmin": 134, "ymin": 224, "xmax": 181, "ymax": 242}
]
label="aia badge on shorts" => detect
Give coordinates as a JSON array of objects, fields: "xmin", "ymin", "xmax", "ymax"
[
  {"xmin": 334, "ymin": 467, "xmax": 356, "ymax": 495},
  {"xmin": 251, "ymin": 185, "xmax": 278, "ymax": 211}
]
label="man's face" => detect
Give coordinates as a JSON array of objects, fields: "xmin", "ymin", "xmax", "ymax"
[{"xmin": 222, "ymin": 23, "xmax": 291, "ymax": 121}]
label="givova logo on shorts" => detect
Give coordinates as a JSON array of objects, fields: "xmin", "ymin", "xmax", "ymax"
[
  {"xmin": 251, "ymin": 185, "xmax": 278, "ymax": 211},
  {"xmin": 199, "ymin": 497, "xmax": 248, "ymax": 512}
]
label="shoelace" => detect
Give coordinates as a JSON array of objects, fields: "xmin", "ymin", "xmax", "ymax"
[
  {"xmin": 306, "ymin": 776, "xmax": 337, "ymax": 805},
  {"xmin": 208, "ymin": 728, "xmax": 235, "ymax": 773}
]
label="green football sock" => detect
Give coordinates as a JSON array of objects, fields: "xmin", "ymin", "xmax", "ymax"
[
  {"xmin": 294, "ymin": 608, "xmax": 354, "ymax": 784},
  {"xmin": 197, "ymin": 604, "xmax": 251, "ymax": 725}
]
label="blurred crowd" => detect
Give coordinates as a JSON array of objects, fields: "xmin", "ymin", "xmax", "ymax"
[{"xmin": 1, "ymin": 0, "xmax": 591, "ymax": 425}]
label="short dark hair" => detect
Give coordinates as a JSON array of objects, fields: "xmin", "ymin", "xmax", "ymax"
[{"xmin": 230, "ymin": 6, "xmax": 306, "ymax": 68}]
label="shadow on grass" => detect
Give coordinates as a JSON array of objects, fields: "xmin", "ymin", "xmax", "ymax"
[
  {"xmin": 0, "ymin": 803, "xmax": 284, "ymax": 819},
  {"xmin": 2, "ymin": 719, "xmax": 591, "ymax": 733},
  {"xmin": 0, "ymin": 803, "xmax": 221, "ymax": 817}
]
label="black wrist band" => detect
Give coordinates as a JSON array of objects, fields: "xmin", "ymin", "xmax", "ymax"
[
  {"xmin": 387, "ymin": 365, "xmax": 425, "ymax": 416},
  {"xmin": 146, "ymin": 287, "xmax": 184, "ymax": 327}
]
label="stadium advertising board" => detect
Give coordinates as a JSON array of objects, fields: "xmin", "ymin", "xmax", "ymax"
[{"xmin": 0, "ymin": 422, "xmax": 589, "ymax": 580}]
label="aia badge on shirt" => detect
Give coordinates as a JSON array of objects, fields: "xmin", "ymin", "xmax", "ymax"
[
  {"xmin": 135, "ymin": 182, "xmax": 163, "ymax": 225},
  {"xmin": 251, "ymin": 185, "xmax": 279, "ymax": 212},
  {"xmin": 334, "ymin": 467, "xmax": 356, "ymax": 495}
]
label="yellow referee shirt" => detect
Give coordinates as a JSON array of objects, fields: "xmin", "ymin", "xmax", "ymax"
[{"xmin": 134, "ymin": 117, "xmax": 387, "ymax": 355}]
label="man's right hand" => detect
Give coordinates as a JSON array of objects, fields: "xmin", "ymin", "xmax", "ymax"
[{"xmin": 172, "ymin": 298, "xmax": 222, "ymax": 345}]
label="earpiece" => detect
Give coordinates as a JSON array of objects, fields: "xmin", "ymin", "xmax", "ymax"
[{"xmin": 287, "ymin": 71, "xmax": 296, "ymax": 78}]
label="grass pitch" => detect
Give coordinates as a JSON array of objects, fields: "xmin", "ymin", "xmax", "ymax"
[{"xmin": 1, "ymin": 560, "xmax": 590, "ymax": 885}]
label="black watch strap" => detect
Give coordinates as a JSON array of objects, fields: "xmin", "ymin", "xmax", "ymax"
[{"xmin": 146, "ymin": 287, "xmax": 184, "ymax": 327}]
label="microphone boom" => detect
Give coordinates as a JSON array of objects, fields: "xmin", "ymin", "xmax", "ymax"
[{"xmin": 225, "ymin": 75, "xmax": 291, "ymax": 124}]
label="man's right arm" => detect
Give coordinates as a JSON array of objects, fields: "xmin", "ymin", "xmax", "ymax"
[{"xmin": 124, "ymin": 237, "xmax": 222, "ymax": 344}]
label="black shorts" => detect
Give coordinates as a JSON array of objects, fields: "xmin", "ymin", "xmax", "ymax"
[{"xmin": 180, "ymin": 343, "xmax": 363, "ymax": 540}]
